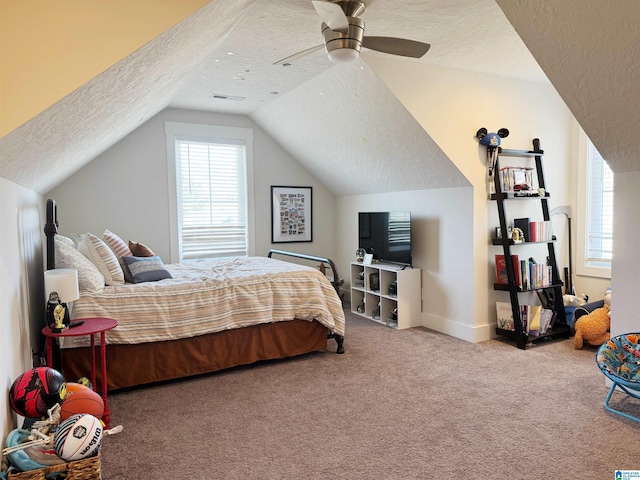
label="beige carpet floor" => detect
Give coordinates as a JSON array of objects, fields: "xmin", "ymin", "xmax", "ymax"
[{"xmin": 100, "ymin": 310, "xmax": 640, "ymax": 479}]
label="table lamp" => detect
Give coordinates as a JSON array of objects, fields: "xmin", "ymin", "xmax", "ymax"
[{"xmin": 44, "ymin": 268, "xmax": 79, "ymax": 332}]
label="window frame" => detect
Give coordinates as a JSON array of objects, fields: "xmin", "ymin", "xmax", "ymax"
[
  {"xmin": 576, "ymin": 127, "xmax": 612, "ymax": 279},
  {"xmin": 165, "ymin": 121, "xmax": 255, "ymax": 263}
]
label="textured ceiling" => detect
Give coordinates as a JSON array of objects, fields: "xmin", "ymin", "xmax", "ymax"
[
  {"xmin": 170, "ymin": 0, "xmax": 549, "ymax": 115},
  {"xmin": 496, "ymin": 0, "xmax": 640, "ymax": 174},
  {"xmin": 0, "ymin": 0, "xmax": 254, "ymax": 193},
  {"xmin": 251, "ymin": 58, "xmax": 468, "ymax": 194},
  {"xmin": 1, "ymin": 0, "xmax": 551, "ymax": 195}
]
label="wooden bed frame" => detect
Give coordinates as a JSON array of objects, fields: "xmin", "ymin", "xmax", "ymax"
[{"xmin": 44, "ymin": 199, "xmax": 344, "ymax": 390}]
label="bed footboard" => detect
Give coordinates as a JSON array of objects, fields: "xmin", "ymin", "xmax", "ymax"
[{"xmin": 268, "ymin": 249, "xmax": 345, "ymax": 354}]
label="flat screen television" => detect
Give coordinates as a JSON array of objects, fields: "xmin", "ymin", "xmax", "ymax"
[{"xmin": 358, "ymin": 211, "xmax": 412, "ymax": 266}]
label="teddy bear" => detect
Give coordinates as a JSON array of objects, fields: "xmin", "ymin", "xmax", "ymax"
[{"xmin": 574, "ymin": 288, "xmax": 611, "ymax": 349}]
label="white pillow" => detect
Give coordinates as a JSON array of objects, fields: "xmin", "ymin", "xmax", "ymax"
[
  {"xmin": 77, "ymin": 233, "xmax": 125, "ymax": 286},
  {"xmin": 54, "ymin": 238, "xmax": 105, "ymax": 292},
  {"xmin": 55, "ymin": 234, "xmax": 76, "ymax": 247}
]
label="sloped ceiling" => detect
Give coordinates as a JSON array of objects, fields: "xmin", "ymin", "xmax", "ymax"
[
  {"xmin": 496, "ymin": 0, "xmax": 640, "ymax": 173},
  {"xmin": 1, "ymin": 0, "xmax": 559, "ymax": 195},
  {"xmin": 251, "ymin": 59, "xmax": 467, "ymax": 194},
  {"xmin": 0, "ymin": 0, "xmax": 255, "ymax": 193}
]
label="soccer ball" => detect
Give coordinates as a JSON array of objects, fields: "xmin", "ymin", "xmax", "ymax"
[{"xmin": 9, "ymin": 367, "xmax": 67, "ymax": 418}]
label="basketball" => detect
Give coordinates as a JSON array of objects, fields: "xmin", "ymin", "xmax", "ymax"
[
  {"xmin": 9, "ymin": 367, "xmax": 67, "ymax": 418},
  {"xmin": 60, "ymin": 382, "xmax": 104, "ymax": 421},
  {"xmin": 54, "ymin": 414, "xmax": 103, "ymax": 461}
]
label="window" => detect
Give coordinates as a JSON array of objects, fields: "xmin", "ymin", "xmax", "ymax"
[
  {"xmin": 577, "ymin": 128, "xmax": 613, "ymax": 277},
  {"xmin": 165, "ymin": 122, "xmax": 254, "ymax": 263},
  {"xmin": 585, "ymin": 140, "xmax": 613, "ymax": 266}
]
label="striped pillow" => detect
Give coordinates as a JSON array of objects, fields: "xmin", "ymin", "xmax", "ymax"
[
  {"xmin": 77, "ymin": 233, "xmax": 125, "ymax": 286},
  {"xmin": 102, "ymin": 229, "xmax": 133, "ymax": 258}
]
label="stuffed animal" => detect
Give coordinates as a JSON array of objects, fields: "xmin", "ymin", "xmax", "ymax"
[
  {"xmin": 604, "ymin": 287, "xmax": 612, "ymax": 319},
  {"xmin": 563, "ymin": 293, "xmax": 588, "ymax": 307},
  {"xmin": 574, "ymin": 289, "xmax": 611, "ymax": 349}
]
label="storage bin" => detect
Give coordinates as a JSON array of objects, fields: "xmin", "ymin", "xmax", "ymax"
[{"xmin": 7, "ymin": 454, "xmax": 101, "ymax": 480}]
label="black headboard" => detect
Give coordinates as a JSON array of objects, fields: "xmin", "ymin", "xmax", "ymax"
[{"xmin": 44, "ymin": 198, "xmax": 57, "ymax": 270}]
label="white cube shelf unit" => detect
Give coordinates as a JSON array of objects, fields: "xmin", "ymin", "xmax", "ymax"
[{"xmin": 350, "ymin": 262, "xmax": 421, "ymax": 329}]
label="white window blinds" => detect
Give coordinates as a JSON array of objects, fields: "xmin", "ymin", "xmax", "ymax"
[
  {"xmin": 585, "ymin": 141, "xmax": 613, "ymax": 266},
  {"xmin": 176, "ymin": 138, "xmax": 247, "ymax": 260}
]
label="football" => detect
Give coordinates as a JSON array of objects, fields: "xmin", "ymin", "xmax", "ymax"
[
  {"xmin": 60, "ymin": 383, "xmax": 104, "ymax": 421},
  {"xmin": 54, "ymin": 413, "xmax": 103, "ymax": 461},
  {"xmin": 9, "ymin": 367, "xmax": 67, "ymax": 418}
]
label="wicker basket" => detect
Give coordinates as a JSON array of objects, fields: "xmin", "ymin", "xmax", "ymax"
[{"xmin": 7, "ymin": 454, "xmax": 101, "ymax": 480}]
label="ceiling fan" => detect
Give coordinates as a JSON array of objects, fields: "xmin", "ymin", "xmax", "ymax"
[{"xmin": 274, "ymin": 0, "xmax": 431, "ymax": 65}]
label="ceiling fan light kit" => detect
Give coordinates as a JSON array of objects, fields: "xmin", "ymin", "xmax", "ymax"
[
  {"xmin": 274, "ymin": 0, "xmax": 430, "ymax": 66},
  {"xmin": 322, "ymin": 16, "xmax": 364, "ymax": 63}
]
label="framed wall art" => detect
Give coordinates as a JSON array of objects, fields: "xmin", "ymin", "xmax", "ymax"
[{"xmin": 271, "ymin": 186, "xmax": 313, "ymax": 243}]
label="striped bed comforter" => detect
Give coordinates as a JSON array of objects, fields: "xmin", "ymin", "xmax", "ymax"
[{"xmin": 61, "ymin": 256, "xmax": 345, "ymax": 349}]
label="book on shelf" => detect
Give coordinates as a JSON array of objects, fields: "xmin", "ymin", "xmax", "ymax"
[
  {"xmin": 495, "ymin": 254, "xmax": 521, "ymax": 286},
  {"xmin": 524, "ymin": 259, "xmax": 553, "ymax": 289},
  {"xmin": 496, "ymin": 256, "xmax": 553, "ymax": 290},
  {"xmin": 528, "ymin": 220, "xmax": 553, "ymax": 242},
  {"xmin": 513, "ymin": 218, "xmax": 530, "ymax": 242},
  {"xmin": 495, "ymin": 302, "xmax": 554, "ymax": 335},
  {"xmin": 527, "ymin": 305, "xmax": 542, "ymax": 336},
  {"xmin": 496, "ymin": 302, "xmax": 515, "ymax": 331}
]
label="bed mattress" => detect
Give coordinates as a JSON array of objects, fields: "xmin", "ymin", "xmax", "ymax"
[{"xmin": 62, "ymin": 256, "xmax": 345, "ymax": 349}]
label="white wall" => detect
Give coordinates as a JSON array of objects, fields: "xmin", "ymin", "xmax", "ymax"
[
  {"xmin": 46, "ymin": 108, "xmax": 337, "ymax": 263},
  {"xmin": 337, "ymin": 187, "xmax": 477, "ymax": 340},
  {"xmin": 356, "ymin": 56, "xmax": 579, "ymax": 340},
  {"xmin": 0, "ymin": 177, "xmax": 44, "ymax": 438},
  {"xmin": 610, "ymin": 172, "xmax": 640, "ymax": 337}
]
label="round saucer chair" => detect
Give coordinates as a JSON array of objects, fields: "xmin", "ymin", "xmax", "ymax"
[{"xmin": 596, "ymin": 333, "xmax": 640, "ymax": 422}]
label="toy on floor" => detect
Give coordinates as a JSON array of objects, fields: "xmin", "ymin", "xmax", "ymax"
[
  {"xmin": 574, "ymin": 288, "xmax": 611, "ymax": 349},
  {"xmin": 60, "ymin": 382, "xmax": 105, "ymax": 421},
  {"xmin": 9, "ymin": 367, "xmax": 67, "ymax": 418},
  {"xmin": 563, "ymin": 293, "xmax": 588, "ymax": 307},
  {"xmin": 54, "ymin": 413, "xmax": 104, "ymax": 461}
]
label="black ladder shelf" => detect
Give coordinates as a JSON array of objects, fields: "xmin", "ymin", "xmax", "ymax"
[{"xmin": 491, "ymin": 138, "xmax": 570, "ymax": 349}]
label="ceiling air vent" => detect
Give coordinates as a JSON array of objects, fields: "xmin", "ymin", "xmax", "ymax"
[{"xmin": 210, "ymin": 94, "xmax": 245, "ymax": 101}]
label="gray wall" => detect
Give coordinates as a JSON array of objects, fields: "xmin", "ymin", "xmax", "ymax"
[{"xmin": 46, "ymin": 108, "xmax": 337, "ymax": 264}]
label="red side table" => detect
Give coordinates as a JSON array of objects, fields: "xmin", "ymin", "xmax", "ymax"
[{"xmin": 42, "ymin": 317, "xmax": 118, "ymax": 428}]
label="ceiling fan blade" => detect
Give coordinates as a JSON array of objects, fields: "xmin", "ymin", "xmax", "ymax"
[
  {"xmin": 273, "ymin": 44, "xmax": 325, "ymax": 65},
  {"xmin": 361, "ymin": 36, "xmax": 431, "ymax": 58},
  {"xmin": 312, "ymin": 0, "xmax": 349, "ymax": 33}
]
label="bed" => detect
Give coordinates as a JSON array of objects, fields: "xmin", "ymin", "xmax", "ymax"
[{"xmin": 44, "ymin": 199, "xmax": 345, "ymax": 390}]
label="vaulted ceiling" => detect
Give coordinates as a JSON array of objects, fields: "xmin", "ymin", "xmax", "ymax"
[
  {"xmin": 496, "ymin": 0, "xmax": 640, "ymax": 174},
  {"xmin": 1, "ymin": 0, "xmax": 638, "ymax": 196}
]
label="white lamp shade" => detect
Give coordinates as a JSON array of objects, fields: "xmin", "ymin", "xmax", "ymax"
[
  {"xmin": 44, "ymin": 268, "xmax": 79, "ymax": 303},
  {"xmin": 327, "ymin": 48, "xmax": 359, "ymax": 63}
]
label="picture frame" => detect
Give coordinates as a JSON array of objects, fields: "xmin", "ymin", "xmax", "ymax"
[
  {"xmin": 363, "ymin": 253, "xmax": 373, "ymax": 265},
  {"xmin": 271, "ymin": 186, "xmax": 313, "ymax": 243}
]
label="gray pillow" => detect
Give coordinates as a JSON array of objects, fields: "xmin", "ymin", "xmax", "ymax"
[{"xmin": 122, "ymin": 255, "xmax": 172, "ymax": 283}]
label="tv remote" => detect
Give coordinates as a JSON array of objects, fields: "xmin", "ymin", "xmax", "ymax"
[{"xmin": 69, "ymin": 320, "xmax": 85, "ymax": 328}]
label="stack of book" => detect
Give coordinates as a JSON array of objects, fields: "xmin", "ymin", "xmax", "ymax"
[
  {"xmin": 513, "ymin": 218, "xmax": 553, "ymax": 242},
  {"xmin": 528, "ymin": 220, "xmax": 553, "ymax": 242},
  {"xmin": 496, "ymin": 302, "xmax": 556, "ymax": 335},
  {"xmin": 495, "ymin": 254, "xmax": 554, "ymax": 289}
]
